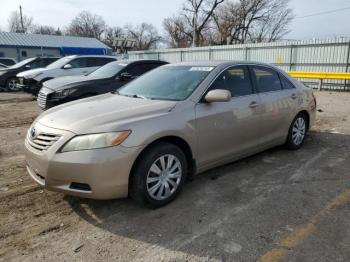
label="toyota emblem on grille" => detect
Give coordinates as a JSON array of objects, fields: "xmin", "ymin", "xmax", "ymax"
[{"xmin": 30, "ymin": 127, "xmax": 36, "ymax": 139}]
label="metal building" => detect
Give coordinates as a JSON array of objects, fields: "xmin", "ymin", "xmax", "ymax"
[{"xmin": 0, "ymin": 32, "xmax": 112, "ymax": 62}]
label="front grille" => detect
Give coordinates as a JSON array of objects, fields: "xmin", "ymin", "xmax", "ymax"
[
  {"xmin": 37, "ymin": 91, "xmax": 47, "ymax": 109},
  {"xmin": 23, "ymin": 78, "xmax": 36, "ymax": 85},
  {"xmin": 27, "ymin": 132, "xmax": 61, "ymax": 151}
]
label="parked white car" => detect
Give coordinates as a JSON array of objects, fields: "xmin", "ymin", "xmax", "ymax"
[{"xmin": 17, "ymin": 55, "xmax": 117, "ymax": 95}]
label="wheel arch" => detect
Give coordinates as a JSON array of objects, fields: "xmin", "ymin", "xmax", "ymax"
[
  {"xmin": 128, "ymin": 135, "xmax": 196, "ymax": 189},
  {"xmin": 39, "ymin": 77, "xmax": 53, "ymax": 84},
  {"xmin": 298, "ymin": 110, "xmax": 310, "ymax": 131}
]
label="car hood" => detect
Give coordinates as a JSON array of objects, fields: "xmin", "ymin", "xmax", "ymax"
[
  {"xmin": 17, "ymin": 68, "xmax": 47, "ymax": 78},
  {"xmin": 0, "ymin": 68, "xmax": 10, "ymax": 74},
  {"xmin": 36, "ymin": 93, "xmax": 177, "ymax": 134},
  {"xmin": 44, "ymin": 75, "xmax": 102, "ymax": 90}
]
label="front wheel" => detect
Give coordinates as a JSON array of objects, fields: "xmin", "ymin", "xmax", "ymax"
[
  {"xmin": 129, "ymin": 142, "xmax": 187, "ymax": 208},
  {"xmin": 285, "ymin": 113, "xmax": 308, "ymax": 150},
  {"xmin": 6, "ymin": 77, "xmax": 19, "ymax": 91}
]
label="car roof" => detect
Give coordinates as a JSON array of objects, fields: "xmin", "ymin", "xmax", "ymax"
[
  {"xmin": 115, "ymin": 59, "xmax": 168, "ymax": 65},
  {"xmin": 169, "ymin": 60, "xmax": 280, "ymax": 69},
  {"xmin": 108, "ymin": 59, "xmax": 169, "ymax": 66},
  {"xmin": 64, "ymin": 55, "xmax": 117, "ymax": 59}
]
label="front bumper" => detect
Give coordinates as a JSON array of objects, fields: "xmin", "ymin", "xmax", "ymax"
[
  {"xmin": 18, "ymin": 77, "xmax": 41, "ymax": 95},
  {"xmin": 24, "ymin": 122, "xmax": 143, "ymax": 199}
]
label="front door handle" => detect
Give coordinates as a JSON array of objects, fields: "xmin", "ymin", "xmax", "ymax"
[
  {"xmin": 291, "ymin": 93, "xmax": 298, "ymax": 99},
  {"xmin": 249, "ymin": 101, "xmax": 259, "ymax": 108}
]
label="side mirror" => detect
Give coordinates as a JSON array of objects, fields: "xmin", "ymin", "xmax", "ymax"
[
  {"xmin": 63, "ymin": 64, "xmax": 72, "ymax": 69},
  {"xmin": 25, "ymin": 64, "xmax": 31, "ymax": 69},
  {"xmin": 204, "ymin": 89, "xmax": 231, "ymax": 103},
  {"xmin": 119, "ymin": 72, "xmax": 132, "ymax": 81}
]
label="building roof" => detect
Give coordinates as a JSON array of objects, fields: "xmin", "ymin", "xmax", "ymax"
[{"xmin": 0, "ymin": 32, "xmax": 111, "ymax": 50}]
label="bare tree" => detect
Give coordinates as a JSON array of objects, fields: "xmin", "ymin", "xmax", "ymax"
[
  {"xmin": 8, "ymin": 10, "xmax": 33, "ymax": 33},
  {"xmin": 212, "ymin": 0, "xmax": 293, "ymax": 44},
  {"xmin": 212, "ymin": 1, "xmax": 243, "ymax": 44},
  {"xmin": 125, "ymin": 23, "xmax": 161, "ymax": 50},
  {"xmin": 103, "ymin": 26, "xmax": 125, "ymax": 49},
  {"xmin": 163, "ymin": 16, "xmax": 192, "ymax": 48},
  {"xmin": 162, "ymin": 0, "xmax": 224, "ymax": 47},
  {"xmin": 66, "ymin": 11, "xmax": 106, "ymax": 39},
  {"xmin": 31, "ymin": 25, "xmax": 62, "ymax": 35},
  {"xmin": 183, "ymin": 0, "xmax": 225, "ymax": 46},
  {"xmin": 249, "ymin": 0, "xmax": 294, "ymax": 42}
]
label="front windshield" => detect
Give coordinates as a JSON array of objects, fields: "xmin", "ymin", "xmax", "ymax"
[
  {"xmin": 46, "ymin": 57, "xmax": 72, "ymax": 69},
  {"xmin": 88, "ymin": 62, "xmax": 126, "ymax": 79},
  {"xmin": 9, "ymin": 58, "xmax": 36, "ymax": 69},
  {"xmin": 118, "ymin": 66, "xmax": 213, "ymax": 101}
]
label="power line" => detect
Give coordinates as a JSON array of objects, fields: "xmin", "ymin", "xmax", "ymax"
[{"xmin": 295, "ymin": 6, "xmax": 350, "ymax": 19}]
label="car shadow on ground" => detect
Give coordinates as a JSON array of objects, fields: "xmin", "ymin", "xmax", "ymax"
[{"xmin": 65, "ymin": 131, "xmax": 350, "ymax": 260}]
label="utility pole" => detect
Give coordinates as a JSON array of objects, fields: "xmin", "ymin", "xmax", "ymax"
[{"xmin": 19, "ymin": 5, "xmax": 25, "ymax": 33}]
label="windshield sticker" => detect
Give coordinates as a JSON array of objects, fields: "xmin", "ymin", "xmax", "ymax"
[
  {"xmin": 118, "ymin": 63, "xmax": 128, "ymax": 67},
  {"xmin": 189, "ymin": 67, "xmax": 214, "ymax": 72}
]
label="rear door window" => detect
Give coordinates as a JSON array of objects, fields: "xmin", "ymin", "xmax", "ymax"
[
  {"xmin": 280, "ymin": 74, "xmax": 295, "ymax": 89},
  {"xmin": 209, "ymin": 65, "xmax": 254, "ymax": 97},
  {"xmin": 42, "ymin": 58, "xmax": 58, "ymax": 67},
  {"xmin": 251, "ymin": 66, "xmax": 282, "ymax": 93}
]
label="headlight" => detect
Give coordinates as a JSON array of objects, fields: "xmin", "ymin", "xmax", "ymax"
[
  {"xmin": 52, "ymin": 88, "xmax": 77, "ymax": 98},
  {"xmin": 60, "ymin": 131, "xmax": 131, "ymax": 152}
]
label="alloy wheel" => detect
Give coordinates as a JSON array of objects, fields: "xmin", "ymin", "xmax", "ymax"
[
  {"xmin": 292, "ymin": 117, "xmax": 306, "ymax": 145},
  {"xmin": 8, "ymin": 79, "xmax": 19, "ymax": 91}
]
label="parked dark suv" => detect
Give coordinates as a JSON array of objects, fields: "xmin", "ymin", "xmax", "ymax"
[
  {"xmin": 0, "ymin": 57, "xmax": 59, "ymax": 91},
  {"xmin": 18, "ymin": 55, "xmax": 117, "ymax": 96},
  {"xmin": 38, "ymin": 60, "xmax": 168, "ymax": 110}
]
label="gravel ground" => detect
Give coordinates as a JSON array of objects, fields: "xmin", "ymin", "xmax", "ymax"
[{"xmin": 0, "ymin": 91, "xmax": 349, "ymax": 262}]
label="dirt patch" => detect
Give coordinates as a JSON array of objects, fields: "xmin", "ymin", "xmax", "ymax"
[{"xmin": 0, "ymin": 91, "xmax": 350, "ymax": 261}]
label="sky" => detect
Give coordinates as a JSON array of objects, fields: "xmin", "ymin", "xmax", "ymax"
[{"xmin": 0, "ymin": 0, "xmax": 350, "ymax": 40}]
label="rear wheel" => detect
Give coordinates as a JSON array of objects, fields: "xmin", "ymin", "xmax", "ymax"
[
  {"xmin": 6, "ymin": 77, "xmax": 19, "ymax": 91},
  {"xmin": 285, "ymin": 113, "xmax": 308, "ymax": 150},
  {"xmin": 129, "ymin": 142, "xmax": 187, "ymax": 208}
]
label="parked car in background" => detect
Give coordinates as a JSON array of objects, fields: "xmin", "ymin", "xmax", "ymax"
[
  {"xmin": 0, "ymin": 63, "xmax": 7, "ymax": 68},
  {"xmin": 0, "ymin": 57, "xmax": 59, "ymax": 91},
  {"xmin": 0, "ymin": 57, "xmax": 16, "ymax": 67},
  {"xmin": 37, "ymin": 60, "xmax": 168, "ymax": 110},
  {"xmin": 24, "ymin": 61, "xmax": 316, "ymax": 208},
  {"xmin": 17, "ymin": 55, "xmax": 117, "ymax": 96}
]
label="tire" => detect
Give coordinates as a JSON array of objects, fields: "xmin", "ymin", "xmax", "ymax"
[
  {"xmin": 285, "ymin": 113, "xmax": 308, "ymax": 150},
  {"xmin": 6, "ymin": 77, "xmax": 19, "ymax": 92},
  {"xmin": 129, "ymin": 142, "xmax": 187, "ymax": 208}
]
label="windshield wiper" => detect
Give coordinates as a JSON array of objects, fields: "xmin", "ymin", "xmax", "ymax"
[
  {"xmin": 112, "ymin": 91, "xmax": 147, "ymax": 99},
  {"xmin": 131, "ymin": 94, "xmax": 147, "ymax": 99},
  {"xmin": 111, "ymin": 90, "xmax": 120, "ymax": 95}
]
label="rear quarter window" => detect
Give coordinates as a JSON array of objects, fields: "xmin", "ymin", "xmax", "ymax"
[
  {"xmin": 279, "ymin": 74, "xmax": 296, "ymax": 89},
  {"xmin": 87, "ymin": 57, "xmax": 116, "ymax": 67}
]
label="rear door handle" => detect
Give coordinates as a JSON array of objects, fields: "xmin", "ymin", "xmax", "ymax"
[
  {"xmin": 291, "ymin": 93, "xmax": 297, "ymax": 99},
  {"xmin": 249, "ymin": 101, "xmax": 259, "ymax": 108}
]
